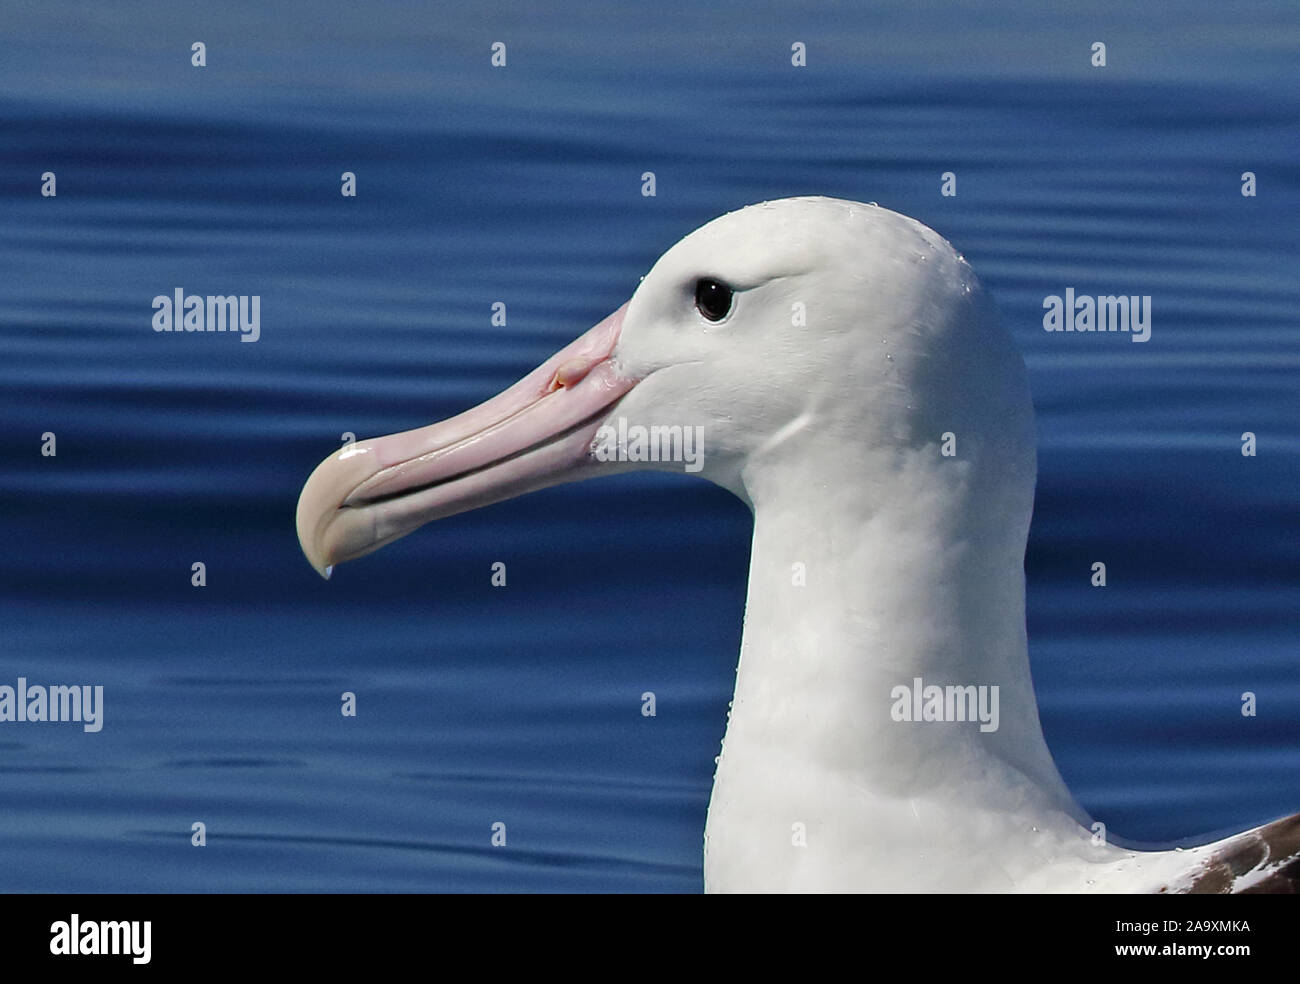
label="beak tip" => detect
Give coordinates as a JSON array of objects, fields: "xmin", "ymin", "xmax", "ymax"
[
  {"xmin": 299, "ymin": 526, "xmax": 335, "ymax": 580},
  {"xmin": 300, "ymin": 539, "xmax": 334, "ymax": 580},
  {"xmin": 297, "ymin": 456, "xmax": 342, "ymax": 580}
]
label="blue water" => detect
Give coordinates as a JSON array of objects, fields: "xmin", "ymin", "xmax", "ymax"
[{"xmin": 1, "ymin": 2, "xmax": 1297, "ymax": 891}]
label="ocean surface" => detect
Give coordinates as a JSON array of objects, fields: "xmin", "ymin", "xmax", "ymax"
[{"xmin": 1, "ymin": 2, "xmax": 1297, "ymax": 891}]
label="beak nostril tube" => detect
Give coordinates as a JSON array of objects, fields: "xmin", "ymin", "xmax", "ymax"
[{"xmin": 551, "ymin": 358, "xmax": 594, "ymax": 390}]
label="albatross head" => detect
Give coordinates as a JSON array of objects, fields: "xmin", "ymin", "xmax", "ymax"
[
  {"xmin": 296, "ymin": 196, "xmax": 1034, "ymax": 577},
  {"xmin": 296, "ymin": 196, "xmax": 1084, "ymax": 893}
]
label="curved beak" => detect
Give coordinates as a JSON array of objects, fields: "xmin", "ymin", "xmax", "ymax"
[{"xmin": 295, "ymin": 303, "xmax": 635, "ymax": 578}]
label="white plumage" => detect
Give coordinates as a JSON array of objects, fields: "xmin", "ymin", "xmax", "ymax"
[{"xmin": 298, "ymin": 197, "xmax": 1299, "ymax": 892}]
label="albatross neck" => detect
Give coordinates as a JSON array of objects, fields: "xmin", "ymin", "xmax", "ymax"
[{"xmin": 702, "ymin": 437, "xmax": 1092, "ymax": 890}]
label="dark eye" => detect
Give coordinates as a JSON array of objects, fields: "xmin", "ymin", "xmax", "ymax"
[{"xmin": 694, "ymin": 278, "xmax": 733, "ymax": 322}]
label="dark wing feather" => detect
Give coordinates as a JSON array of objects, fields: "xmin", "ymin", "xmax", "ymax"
[{"xmin": 1179, "ymin": 812, "xmax": 1300, "ymax": 894}]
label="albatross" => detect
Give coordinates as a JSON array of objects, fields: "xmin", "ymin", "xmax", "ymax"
[{"xmin": 295, "ymin": 196, "xmax": 1299, "ymax": 893}]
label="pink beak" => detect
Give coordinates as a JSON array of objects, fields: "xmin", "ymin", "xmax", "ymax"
[{"xmin": 295, "ymin": 303, "xmax": 636, "ymax": 577}]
